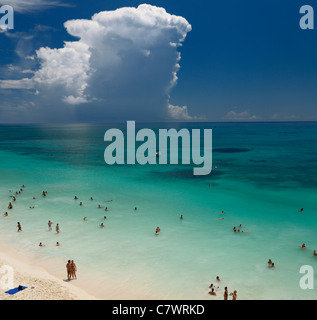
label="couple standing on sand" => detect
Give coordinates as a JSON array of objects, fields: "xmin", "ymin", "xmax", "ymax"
[{"xmin": 66, "ymin": 260, "xmax": 77, "ymax": 281}]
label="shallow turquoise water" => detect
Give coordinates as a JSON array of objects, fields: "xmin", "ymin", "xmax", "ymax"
[{"xmin": 0, "ymin": 122, "xmax": 317, "ymax": 299}]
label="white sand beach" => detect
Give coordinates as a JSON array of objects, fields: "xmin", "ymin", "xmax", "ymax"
[{"xmin": 0, "ymin": 244, "xmax": 97, "ymax": 300}]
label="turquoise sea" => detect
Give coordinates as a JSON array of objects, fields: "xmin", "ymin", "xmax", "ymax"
[{"xmin": 0, "ymin": 122, "xmax": 317, "ymax": 300}]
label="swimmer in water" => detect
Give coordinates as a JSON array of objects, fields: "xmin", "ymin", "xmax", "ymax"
[
  {"xmin": 216, "ymin": 276, "xmax": 221, "ymax": 282},
  {"xmin": 215, "ymin": 218, "xmax": 224, "ymax": 220},
  {"xmin": 91, "ymin": 197, "xmax": 93, "ymax": 200},
  {"xmin": 83, "ymin": 217, "xmax": 87, "ymax": 221},
  {"xmin": 180, "ymin": 215, "xmax": 183, "ymax": 219},
  {"xmin": 39, "ymin": 242, "xmax": 45, "ymax": 247},
  {"xmin": 155, "ymin": 226, "xmax": 160, "ymax": 235},
  {"xmin": 313, "ymin": 250, "xmax": 317, "ymax": 256},
  {"xmin": 79, "ymin": 202, "xmax": 82, "ymax": 206},
  {"xmin": 56, "ymin": 242, "xmax": 60, "ymax": 246},
  {"xmin": 300, "ymin": 243, "xmax": 307, "ymax": 249},
  {"xmin": 8, "ymin": 202, "xmax": 13, "ymax": 209},
  {"xmin": 105, "ymin": 207, "xmax": 108, "ymax": 211},
  {"xmin": 74, "ymin": 196, "xmax": 78, "ymax": 200},
  {"xmin": 268, "ymin": 259, "xmax": 272, "ymax": 265},
  {"xmin": 208, "ymin": 288, "xmax": 216, "ymax": 296},
  {"xmin": 100, "ymin": 223, "xmax": 104, "ymax": 227},
  {"xmin": 17, "ymin": 222, "xmax": 22, "ymax": 232},
  {"xmin": 298, "ymin": 208, "xmax": 304, "ymax": 212},
  {"xmin": 3, "ymin": 212, "xmax": 8, "ymax": 217}
]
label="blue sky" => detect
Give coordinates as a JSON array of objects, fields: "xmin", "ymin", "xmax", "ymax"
[{"xmin": 0, "ymin": 0, "xmax": 316, "ymax": 123}]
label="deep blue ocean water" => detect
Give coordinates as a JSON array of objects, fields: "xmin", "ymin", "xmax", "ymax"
[{"xmin": 0, "ymin": 122, "xmax": 316, "ymax": 299}]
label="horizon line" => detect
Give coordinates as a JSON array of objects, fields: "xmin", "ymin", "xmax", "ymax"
[{"xmin": 0, "ymin": 120, "xmax": 316, "ymax": 126}]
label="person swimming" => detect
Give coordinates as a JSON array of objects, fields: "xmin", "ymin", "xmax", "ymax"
[
  {"xmin": 300, "ymin": 243, "xmax": 307, "ymax": 249},
  {"xmin": 100, "ymin": 223, "xmax": 104, "ymax": 227},
  {"xmin": 8, "ymin": 202, "xmax": 13, "ymax": 209},
  {"xmin": 208, "ymin": 288, "xmax": 216, "ymax": 296},
  {"xmin": 155, "ymin": 226, "xmax": 160, "ymax": 235}
]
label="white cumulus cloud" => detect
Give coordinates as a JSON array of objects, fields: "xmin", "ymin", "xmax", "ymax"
[
  {"xmin": 168, "ymin": 104, "xmax": 205, "ymax": 121},
  {"xmin": 224, "ymin": 109, "xmax": 260, "ymax": 121},
  {"xmin": 0, "ymin": 4, "xmax": 193, "ymax": 122}
]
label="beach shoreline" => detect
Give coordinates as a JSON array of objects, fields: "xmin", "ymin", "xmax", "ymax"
[
  {"xmin": 0, "ymin": 242, "xmax": 97, "ymax": 300},
  {"xmin": 0, "ymin": 239, "xmax": 164, "ymax": 300}
]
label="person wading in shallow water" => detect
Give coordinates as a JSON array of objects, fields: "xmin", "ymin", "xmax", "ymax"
[
  {"xmin": 224, "ymin": 287, "xmax": 228, "ymax": 300},
  {"xmin": 230, "ymin": 290, "xmax": 238, "ymax": 300}
]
